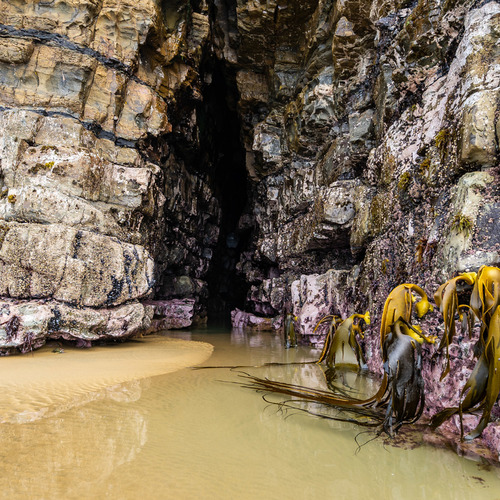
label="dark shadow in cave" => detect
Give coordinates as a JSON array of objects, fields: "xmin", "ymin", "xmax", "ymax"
[{"xmin": 198, "ymin": 59, "xmax": 251, "ymax": 326}]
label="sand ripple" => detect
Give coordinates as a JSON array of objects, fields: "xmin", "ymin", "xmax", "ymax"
[{"xmin": 0, "ymin": 336, "xmax": 213, "ymax": 423}]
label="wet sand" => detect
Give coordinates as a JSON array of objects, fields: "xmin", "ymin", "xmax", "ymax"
[
  {"xmin": 0, "ymin": 335, "xmax": 213, "ymax": 423},
  {"xmin": 1, "ymin": 330, "xmax": 500, "ymax": 499}
]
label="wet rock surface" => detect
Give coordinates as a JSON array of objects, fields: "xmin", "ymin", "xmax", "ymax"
[
  {"xmin": 0, "ymin": 298, "xmax": 153, "ymax": 354},
  {"xmin": 143, "ymin": 298, "xmax": 196, "ymax": 332},
  {"xmin": 1, "ymin": 0, "xmax": 500, "ymax": 459}
]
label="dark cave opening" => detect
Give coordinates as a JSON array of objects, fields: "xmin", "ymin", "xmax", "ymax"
[{"xmin": 199, "ymin": 59, "xmax": 251, "ymax": 325}]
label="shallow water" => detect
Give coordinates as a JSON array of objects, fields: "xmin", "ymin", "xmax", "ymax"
[{"xmin": 1, "ymin": 329, "xmax": 500, "ymax": 500}]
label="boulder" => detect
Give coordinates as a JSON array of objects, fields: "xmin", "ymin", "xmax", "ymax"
[{"xmin": 0, "ymin": 298, "xmax": 153, "ymax": 354}]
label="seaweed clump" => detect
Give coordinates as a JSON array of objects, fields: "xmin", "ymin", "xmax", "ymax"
[
  {"xmin": 241, "ymin": 266, "xmax": 500, "ymax": 442},
  {"xmin": 451, "ymin": 213, "xmax": 473, "ymax": 237},
  {"xmin": 315, "ymin": 312, "xmax": 370, "ymax": 369},
  {"xmin": 242, "ymin": 283, "xmax": 436, "ymax": 437},
  {"xmin": 434, "ymin": 128, "xmax": 451, "ymax": 162},
  {"xmin": 398, "ymin": 172, "xmax": 411, "ymax": 191},
  {"xmin": 431, "ymin": 266, "xmax": 500, "ymax": 439}
]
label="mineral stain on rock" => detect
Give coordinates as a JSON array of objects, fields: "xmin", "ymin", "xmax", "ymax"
[
  {"xmin": 47, "ymin": 308, "xmax": 62, "ymax": 333},
  {"xmin": 0, "ymin": 0, "xmax": 499, "ymax": 460},
  {"xmin": 106, "ymin": 276, "xmax": 124, "ymax": 305}
]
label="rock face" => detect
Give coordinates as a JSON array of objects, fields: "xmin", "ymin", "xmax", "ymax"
[
  {"xmin": 143, "ymin": 299, "xmax": 196, "ymax": 332},
  {"xmin": 0, "ymin": 298, "xmax": 153, "ymax": 354},
  {"xmin": 0, "ymin": 0, "xmax": 215, "ymax": 350},
  {"xmin": 1, "ymin": 0, "xmax": 500, "ymax": 456}
]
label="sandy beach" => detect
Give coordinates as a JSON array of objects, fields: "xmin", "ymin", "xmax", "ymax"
[{"xmin": 0, "ymin": 336, "xmax": 214, "ymax": 424}]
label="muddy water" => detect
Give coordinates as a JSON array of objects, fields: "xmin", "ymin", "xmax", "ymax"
[{"xmin": 0, "ymin": 330, "xmax": 499, "ymax": 500}]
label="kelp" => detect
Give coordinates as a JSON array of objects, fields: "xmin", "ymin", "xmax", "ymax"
[
  {"xmin": 431, "ymin": 306, "xmax": 500, "ymax": 439},
  {"xmin": 382, "ymin": 319, "xmax": 425, "ymax": 436},
  {"xmin": 431, "ymin": 266, "xmax": 500, "ymax": 439},
  {"xmin": 284, "ymin": 312, "xmax": 298, "ymax": 348},
  {"xmin": 433, "ymin": 272, "xmax": 476, "ymax": 380},
  {"xmin": 232, "ymin": 268, "xmax": 500, "ymax": 440},
  {"xmin": 315, "ymin": 314, "xmax": 342, "ymax": 363},
  {"xmin": 470, "ymin": 266, "xmax": 500, "ymax": 351},
  {"xmin": 380, "ymin": 284, "xmax": 436, "ymax": 360},
  {"xmin": 365, "ymin": 284, "xmax": 435, "ymax": 408},
  {"xmin": 316, "ymin": 312, "xmax": 370, "ymax": 369},
  {"xmin": 240, "ymin": 283, "xmax": 434, "ymax": 436}
]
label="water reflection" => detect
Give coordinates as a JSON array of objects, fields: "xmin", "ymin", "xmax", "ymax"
[
  {"xmin": 0, "ymin": 392, "xmax": 148, "ymax": 498},
  {"xmin": 0, "ymin": 336, "xmax": 212, "ymax": 424},
  {"xmin": 0, "ymin": 329, "xmax": 499, "ymax": 499}
]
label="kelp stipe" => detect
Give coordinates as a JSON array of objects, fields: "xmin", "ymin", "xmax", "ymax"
[
  {"xmin": 382, "ymin": 319, "xmax": 425, "ymax": 436},
  {"xmin": 433, "ymin": 272, "xmax": 476, "ymax": 380},
  {"xmin": 315, "ymin": 312, "xmax": 370, "ymax": 369}
]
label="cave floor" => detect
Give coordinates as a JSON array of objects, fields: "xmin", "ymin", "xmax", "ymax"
[{"xmin": 0, "ymin": 329, "xmax": 499, "ymax": 499}]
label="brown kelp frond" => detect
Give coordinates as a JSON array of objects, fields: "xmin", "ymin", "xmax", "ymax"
[
  {"xmin": 382, "ymin": 320, "xmax": 426, "ymax": 436},
  {"xmin": 192, "ymin": 360, "xmax": 317, "ymax": 370},
  {"xmin": 261, "ymin": 395, "xmax": 383, "ymax": 428},
  {"xmin": 433, "ymin": 272, "xmax": 477, "ymax": 380},
  {"xmin": 317, "ymin": 311, "xmax": 370, "ymax": 369},
  {"xmin": 315, "ymin": 314, "xmax": 342, "ymax": 363},
  {"xmin": 463, "ymin": 306, "xmax": 500, "ymax": 440},
  {"xmin": 429, "ymin": 333, "xmax": 489, "ymax": 433},
  {"xmin": 431, "ymin": 268, "xmax": 500, "ymax": 439},
  {"xmin": 238, "ymin": 372, "xmax": 372, "ymax": 407},
  {"xmin": 458, "ymin": 304, "xmax": 475, "ymax": 338},
  {"xmin": 470, "ymin": 266, "xmax": 500, "ymax": 345},
  {"xmin": 313, "ymin": 315, "xmax": 342, "ymax": 334},
  {"xmin": 380, "ymin": 284, "xmax": 434, "ymax": 362},
  {"xmin": 429, "ymin": 406, "xmax": 460, "ymax": 430}
]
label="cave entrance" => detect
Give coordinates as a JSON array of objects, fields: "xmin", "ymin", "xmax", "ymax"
[{"xmin": 199, "ymin": 59, "xmax": 250, "ymax": 326}]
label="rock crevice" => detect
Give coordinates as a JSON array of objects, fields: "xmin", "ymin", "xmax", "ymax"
[{"xmin": 0, "ymin": 1, "xmax": 500, "ymax": 456}]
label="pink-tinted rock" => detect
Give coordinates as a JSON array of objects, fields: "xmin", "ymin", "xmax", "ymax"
[
  {"xmin": 142, "ymin": 299, "xmax": 194, "ymax": 331},
  {"xmin": 290, "ymin": 270, "xmax": 350, "ymax": 339},
  {"xmin": 231, "ymin": 308, "xmax": 275, "ymax": 331},
  {"xmin": 0, "ymin": 298, "xmax": 153, "ymax": 354}
]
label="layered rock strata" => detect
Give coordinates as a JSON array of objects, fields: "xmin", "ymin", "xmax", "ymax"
[
  {"xmin": 1, "ymin": 0, "xmax": 500, "ymax": 458},
  {"xmin": 0, "ymin": 0, "xmax": 217, "ymax": 351}
]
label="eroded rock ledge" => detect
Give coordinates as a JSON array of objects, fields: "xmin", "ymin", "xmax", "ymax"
[
  {"xmin": 0, "ymin": 0, "xmax": 499, "ymax": 458},
  {"xmin": 0, "ymin": 298, "xmax": 153, "ymax": 354}
]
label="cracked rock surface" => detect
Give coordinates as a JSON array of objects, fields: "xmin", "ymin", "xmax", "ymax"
[{"xmin": 0, "ymin": 0, "xmax": 500, "ymax": 458}]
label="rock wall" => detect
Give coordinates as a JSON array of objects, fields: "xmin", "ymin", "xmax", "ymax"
[
  {"xmin": 233, "ymin": 0, "xmax": 500, "ymax": 328},
  {"xmin": 0, "ymin": 0, "xmax": 219, "ymax": 350},
  {"xmin": 0, "ymin": 0, "xmax": 499, "ymax": 457}
]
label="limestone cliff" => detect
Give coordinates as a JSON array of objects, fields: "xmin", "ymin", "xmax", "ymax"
[
  {"xmin": 0, "ymin": 0, "xmax": 499, "ymax": 409},
  {"xmin": 0, "ymin": 0, "xmax": 499, "ymax": 457}
]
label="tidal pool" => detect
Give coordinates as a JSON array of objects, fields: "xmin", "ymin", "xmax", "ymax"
[{"xmin": 0, "ymin": 329, "xmax": 499, "ymax": 499}]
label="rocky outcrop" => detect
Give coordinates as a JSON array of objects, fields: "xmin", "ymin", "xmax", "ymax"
[
  {"xmin": 143, "ymin": 298, "xmax": 196, "ymax": 332},
  {"xmin": 238, "ymin": 1, "xmax": 500, "ymax": 331},
  {"xmin": 231, "ymin": 308, "xmax": 275, "ymax": 330},
  {"xmin": 0, "ymin": 298, "xmax": 153, "ymax": 354},
  {"xmin": 0, "ymin": 0, "xmax": 218, "ymax": 349},
  {"xmin": 1, "ymin": 0, "xmax": 500, "ymax": 458}
]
